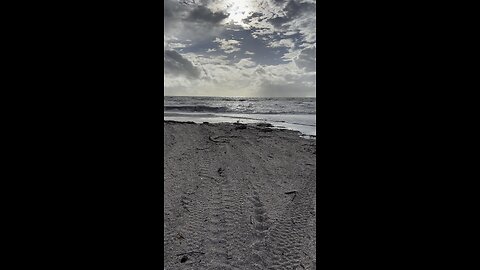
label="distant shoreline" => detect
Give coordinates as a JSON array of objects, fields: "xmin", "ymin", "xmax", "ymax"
[
  {"xmin": 163, "ymin": 120, "xmax": 316, "ymax": 139},
  {"xmin": 164, "ymin": 95, "xmax": 317, "ymax": 98},
  {"xmin": 164, "ymin": 117, "xmax": 316, "ymax": 138},
  {"xmin": 164, "ymin": 96, "xmax": 316, "ymax": 136}
]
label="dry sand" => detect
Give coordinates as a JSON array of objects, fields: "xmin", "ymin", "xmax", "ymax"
[{"xmin": 164, "ymin": 121, "xmax": 317, "ymax": 269}]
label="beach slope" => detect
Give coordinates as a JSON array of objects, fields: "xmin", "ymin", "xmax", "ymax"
[{"xmin": 164, "ymin": 121, "xmax": 316, "ymax": 269}]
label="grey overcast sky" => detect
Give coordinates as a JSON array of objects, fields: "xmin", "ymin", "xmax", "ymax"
[{"xmin": 164, "ymin": 0, "xmax": 316, "ymax": 97}]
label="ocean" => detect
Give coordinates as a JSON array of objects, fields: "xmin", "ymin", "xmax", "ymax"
[{"xmin": 164, "ymin": 96, "xmax": 316, "ymax": 136}]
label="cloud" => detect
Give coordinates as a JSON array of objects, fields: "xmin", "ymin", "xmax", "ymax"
[
  {"xmin": 164, "ymin": 0, "xmax": 316, "ymax": 97},
  {"xmin": 268, "ymin": 0, "xmax": 316, "ymax": 28},
  {"xmin": 214, "ymin": 38, "xmax": 242, "ymax": 54},
  {"xmin": 268, "ymin": 38, "xmax": 295, "ymax": 48},
  {"xmin": 259, "ymin": 80, "xmax": 315, "ymax": 97},
  {"xmin": 164, "ymin": 50, "xmax": 201, "ymax": 79},
  {"xmin": 295, "ymin": 46, "xmax": 316, "ymax": 72},
  {"xmin": 164, "ymin": 0, "xmax": 229, "ymax": 44},
  {"xmin": 187, "ymin": 6, "xmax": 229, "ymax": 24}
]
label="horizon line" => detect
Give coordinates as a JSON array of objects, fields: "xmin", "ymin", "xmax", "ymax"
[{"xmin": 164, "ymin": 95, "xmax": 316, "ymax": 98}]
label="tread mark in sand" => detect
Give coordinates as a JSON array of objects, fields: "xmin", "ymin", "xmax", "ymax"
[{"xmin": 265, "ymin": 181, "xmax": 316, "ymax": 270}]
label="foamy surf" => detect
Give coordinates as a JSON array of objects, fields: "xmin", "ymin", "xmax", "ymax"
[{"xmin": 164, "ymin": 97, "xmax": 316, "ymax": 136}]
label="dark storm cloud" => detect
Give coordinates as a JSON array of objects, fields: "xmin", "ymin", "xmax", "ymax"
[
  {"xmin": 187, "ymin": 6, "xmax": 228, "ymax": 23},
  {"xmin": 164, "ymin": 0, "xmax": 185, "ymax": 20},
  {"xmin": 164, "ymin": 0, "xmax": 228, "ymax": 25},
  {"xmin": 164, "ymin": 50, "xmax": 201, "ymax": 79},
  {"xmin": 164, "ymin": 0, "xmax": 174, "ymax": 18},
  {"xmin": 164, "ymin": 0, "xmax": 230, "ymax": 42},
  {"xmin": 283, "ymin": 0, "xmax": 315, "ymax": 18},
  {"xmin": 164, "ymin": 0, "xmax": 187, "ymax": 30}
]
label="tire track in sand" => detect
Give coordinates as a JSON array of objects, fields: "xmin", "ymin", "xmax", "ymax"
[
  {"xmin": 168, "ymin": 130, "xmax": 248, "ymax": 270},
  {"xmin": 265, "ymin": 176, "xmax": 316, "ymax": 270},
  {"xmin": 199, "ymin": 138, "xmax": 246, "ymax": 269},
  {"xmin": 164, "ymin": 123, "xmax": 316, "ymax": 269}
]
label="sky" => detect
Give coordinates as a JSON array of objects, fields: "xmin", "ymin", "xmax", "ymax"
[{"xmin": 164, "ymin": 0, "xmax": 316, "ymax": 97}]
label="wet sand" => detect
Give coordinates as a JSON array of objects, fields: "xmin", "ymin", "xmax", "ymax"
[{"xmin": 164, "ymin": 121, "xmax": 317, "ymax": 269}]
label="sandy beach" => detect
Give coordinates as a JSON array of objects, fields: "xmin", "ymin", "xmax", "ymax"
[{"xmin": 164, "ymin": 121, "xmax": 317, "ymax": 269}]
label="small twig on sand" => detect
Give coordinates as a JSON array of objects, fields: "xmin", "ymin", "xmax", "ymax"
[
  {"xmin": 209, "ymin": 136, "xmax": 225, "ymax": 143},
  {"xmin": 285, "ymin": 190, "xmax": 298, "ymax": 202},
  {"xmin": 209, "ymin": 135, "xmax": 240, "ymax": 143}
]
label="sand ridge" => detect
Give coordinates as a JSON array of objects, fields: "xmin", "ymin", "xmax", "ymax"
[{"xmin": 164, "ymin": 121, "xmax": 316, "ymax": 269}]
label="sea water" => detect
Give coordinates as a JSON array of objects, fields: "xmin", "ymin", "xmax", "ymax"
[{"xmin": 164, "ymin": 96, "xmax": 316, "ymax": 136}]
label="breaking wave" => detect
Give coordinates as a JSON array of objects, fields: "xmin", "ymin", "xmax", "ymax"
[{"xmin": 165, "ymin": 105, "xmax": 229, "ymax": 113}]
